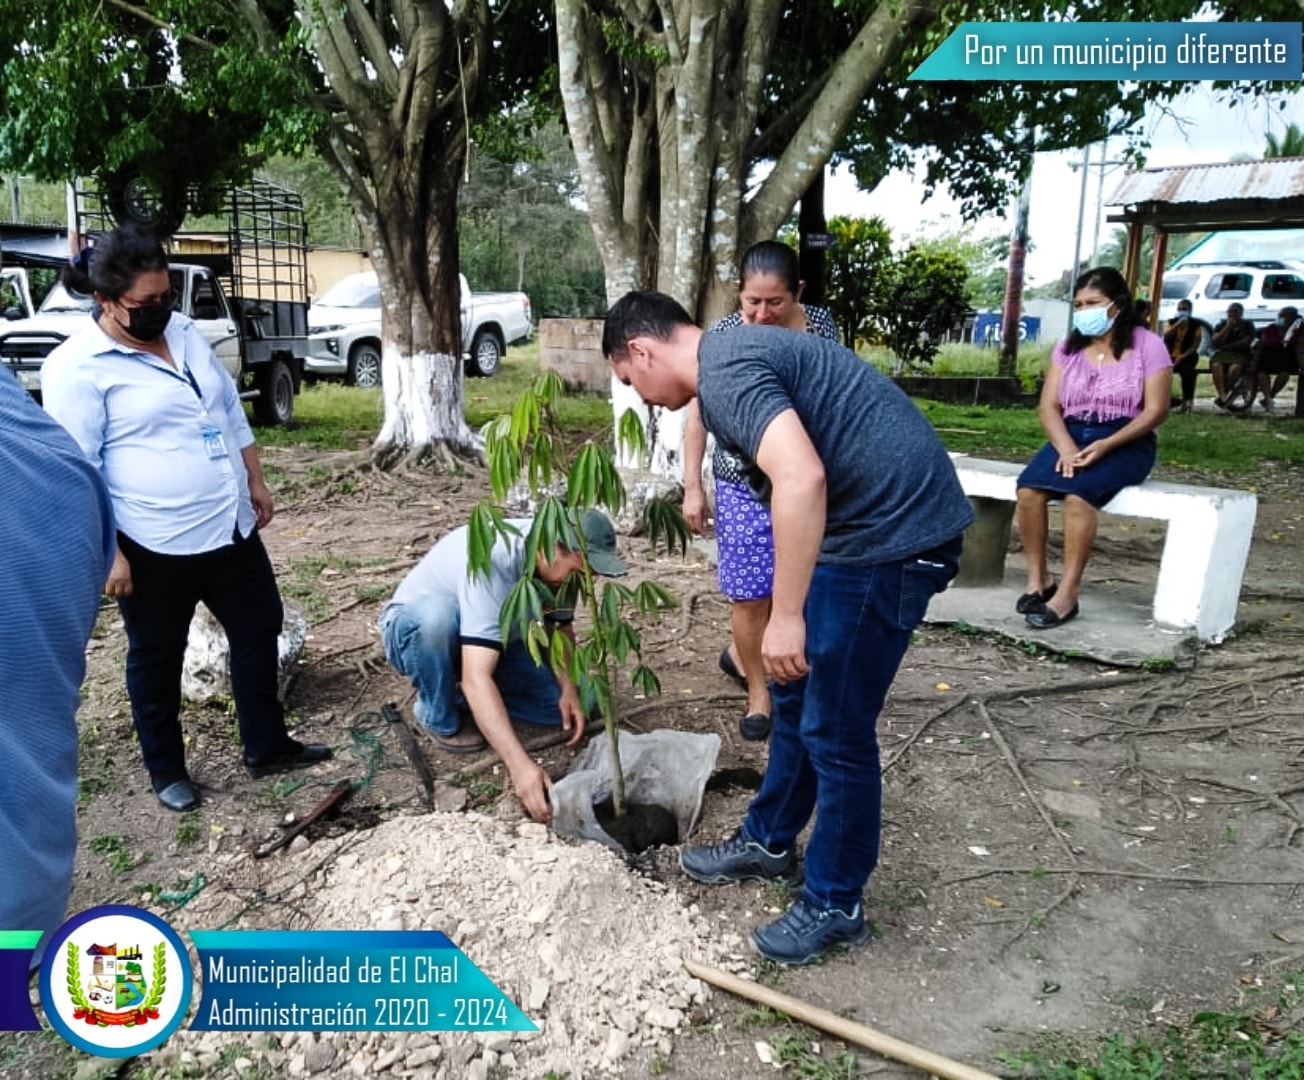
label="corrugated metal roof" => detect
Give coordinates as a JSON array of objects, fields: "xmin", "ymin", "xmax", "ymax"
[{"xmin": 1107, "ymin": 158, "xmax": 1304, "ymax": 207}]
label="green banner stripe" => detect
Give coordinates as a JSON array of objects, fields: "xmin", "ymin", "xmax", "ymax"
[{"xmin": 0, "ymin": 931, "xmax": 42, "ymax": 948}]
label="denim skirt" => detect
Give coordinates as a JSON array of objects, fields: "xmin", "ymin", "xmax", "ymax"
[{"xmin": 1017, "ymin": 417, "xmax": 1157, "ymax": 509}]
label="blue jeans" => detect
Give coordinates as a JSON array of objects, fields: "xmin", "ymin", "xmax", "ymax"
[
  {"xmin": 743, "ymin": 537, "xmax": 962, "ymax": 912},
  {"xmin": 380, "ymin": 598, "xmax": 563, "ymax": 734},
  {"xmin": 116, "ymin": 529, "xmax": 291, "ymax": 786}
]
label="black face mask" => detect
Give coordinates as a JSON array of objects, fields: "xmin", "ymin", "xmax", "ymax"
[{"xmin": 116, "ymin": 302, "xmax": 172, "ymax": 343}]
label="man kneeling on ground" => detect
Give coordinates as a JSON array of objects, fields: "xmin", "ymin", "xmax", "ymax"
[{"xmin": 379, "ymin": 510, "xmax": 626, "ymax": 822}]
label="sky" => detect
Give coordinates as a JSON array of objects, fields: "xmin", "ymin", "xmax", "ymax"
[{"xmin": 826, "ymin": 85, "xmax": 1304, "ymax": 289}]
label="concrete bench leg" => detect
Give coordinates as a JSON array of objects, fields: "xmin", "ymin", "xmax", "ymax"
[
  {"xmin": 954, "ymin": 496, "xmax": 1016, "ymax": 587},
  {"xmin": 1151, "ymin": 493, "xmax": 1257, "ymax": 642}
]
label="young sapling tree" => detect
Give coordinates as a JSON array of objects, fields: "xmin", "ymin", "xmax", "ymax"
[{"xmin": 467, "ymin": 371, "xmax": 688, "ymax": 817}]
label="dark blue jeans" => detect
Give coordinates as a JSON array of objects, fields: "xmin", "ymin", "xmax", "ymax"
[
  {"xmin": 743, "ymin": 537, "xmax": 962, "ymax": 912},
  {"xmin": 117, "ymin": 530, "xmax": 291, "ymax": 785},
  {"xmin": 380, "ymin": 599, "xmax": 563, "ymax": 734}
]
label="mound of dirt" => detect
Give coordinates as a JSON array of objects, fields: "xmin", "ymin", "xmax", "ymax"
[{"xmin": 144, "ymin": 813, "xmax": 747, "ymax": 1078}]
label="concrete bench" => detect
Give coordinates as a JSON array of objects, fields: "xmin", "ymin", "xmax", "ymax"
[{"xmin": 949, "ymin": 455, "xmax": 1257, "ymax": 644}]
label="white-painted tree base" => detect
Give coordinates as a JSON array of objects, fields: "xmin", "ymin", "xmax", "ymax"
[{"xmin": 373, "ymin": 347, "xmax": 481, "ymax": 468}]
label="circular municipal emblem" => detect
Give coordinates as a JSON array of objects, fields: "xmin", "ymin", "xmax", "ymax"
[{"xmin": 39, "ymin": 905, "xmax": 192, "ymax": 1057}]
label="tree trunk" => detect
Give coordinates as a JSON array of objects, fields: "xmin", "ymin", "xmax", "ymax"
[
  {"xmin": 558, "ymin": 0, "xmax": 934, "ymax": 479},
  {"xmin": 303, "ymin": 0, "xmax": 490, "ymax": 471},
  {"xmin": 371, "ymin": 170, "xmax": 480, "ymax": 469}
]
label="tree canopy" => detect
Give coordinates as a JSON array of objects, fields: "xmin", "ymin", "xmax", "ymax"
[
  {"xmin": 0, "ymin": 0, "xmax": 555, "ymax": 464},
  {"xmin": 1264, "ymin": 122, "xmax": 1304, "ymax": 159}
]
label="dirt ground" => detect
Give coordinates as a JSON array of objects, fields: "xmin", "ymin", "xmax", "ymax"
[{"xmin": 5, "ymin": 441, "xmax": 1304, "ymax": 1079}]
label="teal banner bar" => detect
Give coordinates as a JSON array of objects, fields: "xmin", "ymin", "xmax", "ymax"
[
  {"xmin": 189, "ymin": 930, "xmax": 536, "ymax": 1032},
  {"xmin": 909, "ymin": 21, "xmax": 1302, "ymax": 81}
]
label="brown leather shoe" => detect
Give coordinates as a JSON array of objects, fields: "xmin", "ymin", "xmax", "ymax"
[{"xmin": 432, "ymin": 725, "xmax": 488, "ymax": 754}]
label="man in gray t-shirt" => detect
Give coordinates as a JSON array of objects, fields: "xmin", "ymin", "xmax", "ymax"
[
  {"xmin": 379, "ymin": 511, "xmax": 626, "ymax": 823},
  {"xmin": 603, "ymin": 290, "xmax": 973, "ymax": 966}
]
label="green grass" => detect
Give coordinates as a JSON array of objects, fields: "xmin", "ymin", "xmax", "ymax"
[
  {"xmin": 88, "ymin": 833, "xmax": 134, "ymax": 874},
  {"xmin": 464, "ymin": 341, "xmax": 612, "ymax": 435},
  {"xmin": 281, "ymin": 552, "xmax": 363, "ymax": 623},
  {"xmin": 915, "ymin": 397, "xmax": 1304, "ymax": 476},
  {"xmin": 253, "ymin": 382, "xmax": 383, "ymax": 450},
  {"xmin": 174, "ymin": 813, "xmax": 201, "ymax": 846},
  {"xmin": 862, "ymin": 341, "xmax": 1054, "ymax": 386},
  {"xmin": 0, "ymin": 1031, "xmax": 83, "ymax": 1079},
  {"xmin": 770, "ymin": 1033, "xmax": 859, "ymax": 1079},
  {"xmin": 1000, "ymin": 973, "xmax": 1304, "ymax": 1079},
  {"xmin": 250, "ymin": 340, "xmax": 1302, "ymax": 482},
  {"xmin": 255, "ymin": 341, "xmax": 611, "ymax": 450}
]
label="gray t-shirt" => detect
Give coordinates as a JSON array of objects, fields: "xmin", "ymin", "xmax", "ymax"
[
  {"xmin": 697, "ymin": 325, "xmax": 975, "ymax": 565},
  {"xmin": 382, "ymin": 519, "xmax": 532, "ymax": 650}
]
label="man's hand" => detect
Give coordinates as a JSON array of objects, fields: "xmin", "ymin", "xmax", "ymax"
[
  {"xmin": 762, "ymin": 611, "xmax": 808, "ymax": 684},
  {"xmin": 682, "ymin": 485, "xmax": 709, "ymax": 535},
  {"xmin": 104, "ymin": 549, "xmax": 133, "ymax": 598},
  {"xmin": 510, "ymin": 760, "xmax": 554, "ymax": 824},
  {"xmin": 558, "ymin": 685, "xmax": 586, "ymax": 748}
]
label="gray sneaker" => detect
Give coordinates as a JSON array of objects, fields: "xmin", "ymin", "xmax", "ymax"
[
  {"xmin": 751, "ymin": 896, "xmax": 870, "ymax": 965},
  {"xmin": 679, "ymin": 828, "xmax": 800, "ymax": 886}
]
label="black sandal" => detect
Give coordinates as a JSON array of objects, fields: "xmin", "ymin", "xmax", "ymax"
[
  {"xmin": 1025, "ymin": 602, "xmax": 1080, "ymax": 630},
  {"xmin": 718, "ymin": 647, "xmax": 748, "ymax": 690},
  {"xmin": 1015, "ymin": 582, "xmax": 1058, "ymax": 615}
]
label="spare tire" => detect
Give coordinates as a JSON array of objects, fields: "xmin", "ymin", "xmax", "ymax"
[{"xmin": 103, "ymin": 166, "xmax": 188, "ymax": 237}]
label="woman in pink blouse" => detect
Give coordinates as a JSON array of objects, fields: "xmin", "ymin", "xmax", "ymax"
[{"xmin": 1016, "ymin": 267, "xmax": 1173, "ymax": 629}]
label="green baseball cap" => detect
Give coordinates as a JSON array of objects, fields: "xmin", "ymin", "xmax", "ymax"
[{"xmin": 577, "ymin": 509, "xmax": 627, "ymax": 577}]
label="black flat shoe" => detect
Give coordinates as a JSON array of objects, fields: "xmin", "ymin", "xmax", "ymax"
[
  {"xmin": 244, "ymin": 741, "xmax": 334, "ymax": 779},
  {"xmin": 739, "ymin": 713, "xmax": 772, "ymax": 741},
  {"xmin": 155, "ymin": 779, "xmax": 200, "ymax": 813},
  {"xmin": 718, "ymin": 647, "xmax": 748, "ymax": 690},
  {"xmin": 1025, "ymin": 602, "xmax": 1080, "ymax": 630},
  {"xmin": 1015, "ymin": 583, "xmax": 1058, "ymax": 615}
]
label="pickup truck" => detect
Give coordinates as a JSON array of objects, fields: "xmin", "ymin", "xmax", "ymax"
[
  {"xmin": 307, "ymin": 270, "xmax": 532, "ymax": 387},
  {"xmin": 0, "ymin": 263, "xmax": 300, "ymax": 421},
  {"xmin": 0, "ymin": 178, "xmax": 310, "ymax": 426}
]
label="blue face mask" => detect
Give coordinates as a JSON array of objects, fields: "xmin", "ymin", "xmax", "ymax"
[
  {"xmin": 1175, "ymin": 311, "xmax": 1190, "ymax": 321},
  {"xmin": 1073, "ymin": 305, "xmax": 1115, "ymax": 339},
  {"xmin": 1277, "ymin": 316, "xmax": 1288, "ymax": 328}
]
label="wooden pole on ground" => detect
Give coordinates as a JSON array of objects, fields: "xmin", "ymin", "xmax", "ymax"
[{"xmin": 684, "ymin": 960, "xmax": 1001, "ymax": 1080}]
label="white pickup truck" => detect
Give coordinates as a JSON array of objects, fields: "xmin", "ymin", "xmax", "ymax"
[
  {"xmin": 0, "ymin": 261, "xmax": 306, "ymax": 426},
  {"xmin": 0, "ymin": 178, "xmax": 311, "ymax": 425},
  {"xmin": 307, "ymin": 270, "xmax": 532, "ymax": 387}
]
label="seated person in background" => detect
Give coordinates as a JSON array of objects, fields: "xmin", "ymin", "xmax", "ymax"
[
  {"xmin": 1015, "ymin": 267, "xmax": 1171, "ymax": 630},
  {"xmin": 1209, "ymin": 303, "xmax": 1256, "ymax": 409},
  {"xmin": 378, "ymin": 510, "xmax": 626, "ymax": 823},
  {"xmin": 1255, "ymin": 305, "xmax": 1302, "ymax": 412},
  {"xmin": 1133, "ymin": 298, "xmax": 1152, "ymax": 327},
  {"xmin": 1162, "ymin": 299, "xmax": 1211, "ymax": 413}
]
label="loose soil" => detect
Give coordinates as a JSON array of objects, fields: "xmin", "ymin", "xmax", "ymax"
[{"xmin": 4, "ymin": 443, "xmax": 1303, "ymax": 1079}]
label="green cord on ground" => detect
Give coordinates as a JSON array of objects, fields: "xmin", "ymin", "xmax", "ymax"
[
  {"xmin": 347, "ymin": 708, "xmax": 393, "ymax": 792},
  {"xmin": 159, "ymin": 872, "xmax": 208, "ymax": 914}
]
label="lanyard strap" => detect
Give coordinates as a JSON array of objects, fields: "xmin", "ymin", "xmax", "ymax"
[{"xmin": 182, "ymin": 365, "xmax": 203, "ymax": 401}]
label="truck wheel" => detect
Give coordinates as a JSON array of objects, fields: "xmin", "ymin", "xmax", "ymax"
[
  {"xmin": 348, "ymin": 342, "xmax": 382, "ymax": 388},
  {"xmin": 252, "ymin": 359, "xmax": 295, "ymax": 427},
  {"xmin": 466, "ymin": 330, "xmax": 503, "ymax": 378},
  {"xmin": 103, "ymin": 165, "xmax": 188, "ymax": 237}
]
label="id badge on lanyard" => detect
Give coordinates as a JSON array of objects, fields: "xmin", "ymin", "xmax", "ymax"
[{"xmin": 202, "ymin": 425, "xmax": 228, "ymax": 459}]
